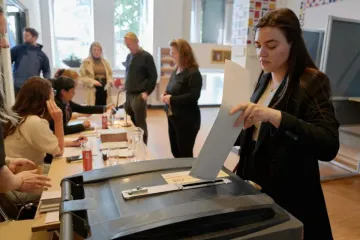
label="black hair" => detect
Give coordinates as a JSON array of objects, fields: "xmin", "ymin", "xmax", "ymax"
[
  {"xmin": 52, "ymin": 77, "xmax": 76, "ymax": 99},
  {"xmin": 24, "ymin": 27, "xmax": 39, "ymax": 38},
  {"xmin": 254, "ymin": 8, "xmax": 323, "ymax": 107}
]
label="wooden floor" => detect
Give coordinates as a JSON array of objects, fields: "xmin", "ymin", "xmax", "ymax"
[{"xmin": 146, "ymin": 108, "xmax": 360, "ymax": 240}]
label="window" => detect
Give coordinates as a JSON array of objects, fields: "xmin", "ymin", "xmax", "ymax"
[
  {"xmin": 52, "ymin": 0, "xmax": 94, "ymax": 68},
  {"xmin": 114, "ymin": 0, "xmax": 149, "ymax": 70},
  {"xmin": 191, "ymin": 0, "xmax": 233, "ymax": 45}
]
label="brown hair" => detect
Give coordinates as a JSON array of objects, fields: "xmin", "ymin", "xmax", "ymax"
[
  {"xmin": 4, "ymin": 77, "xmax": 52, "ymax": 137},
  {"xmin": 169, "ymin": 38, "xmax": 199, "ymax": 69},
  {"xmin": 55, "ymin": 69, "xmax": 79, "ymax": 80},
  {"xmin": 254, "ymin": 8, "xmax": 330, "ymax": 107}
]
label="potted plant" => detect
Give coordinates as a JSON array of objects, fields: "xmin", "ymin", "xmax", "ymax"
[{"xmin": 62, "ymin": 53, "xmax": 82, "ymax": 68}]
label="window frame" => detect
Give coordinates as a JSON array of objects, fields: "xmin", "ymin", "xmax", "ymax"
[{"xmin": 49, "ymin": 0, "xmax": 150, "ymax": 73}]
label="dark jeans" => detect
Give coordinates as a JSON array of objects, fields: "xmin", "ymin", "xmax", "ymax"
[
  {"xmin": 124, "ymin": 93, "xmax": 148, "ymax": 144},
  {"xmin": 167, "ymin": 111, "xmax": 201, "ymax": 158},
  {"xmin": 95, "ymin": 86, "xmax": 107, "ymax": 105}
]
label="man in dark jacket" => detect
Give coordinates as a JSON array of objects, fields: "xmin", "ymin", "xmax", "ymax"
[
  {"xmin": 124, "ymin": 32, "xmax": 157, "ymax": 144},
  {"xmin": 11, "ymin": 28, "xmax": 50, "ymax": 95}
]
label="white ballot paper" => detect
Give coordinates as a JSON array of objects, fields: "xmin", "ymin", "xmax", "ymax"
[{"xmin": 190, "ymin": 60, "xmax": 252, "ymax": 180}]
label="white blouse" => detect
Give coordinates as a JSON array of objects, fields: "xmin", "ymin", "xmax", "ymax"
[{"xmin": 252, "ymin": 81, "xmax": 278, "ymax": 141}]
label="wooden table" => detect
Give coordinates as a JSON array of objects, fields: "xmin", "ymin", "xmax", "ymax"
[
  {"xmin": 31, "ymin": 115, "xmax": 153, "ymax": 232},
  {"xmin": 0, "ymin": 220, "xmax": 52, "ymax": 239}
]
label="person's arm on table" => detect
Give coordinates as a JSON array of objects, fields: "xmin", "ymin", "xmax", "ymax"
[{"xmin": 70, "ymin": 101, "xmax": 107, "ymax": 114}]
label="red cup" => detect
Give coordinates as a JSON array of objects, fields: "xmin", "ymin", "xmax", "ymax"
[
  {"xmin": 82, "ymin": 149, "xmax": 93, "ymax": 171},
  {"xmin": 114, "ymin": 78, "xmax": 122, "ymax": 88}
]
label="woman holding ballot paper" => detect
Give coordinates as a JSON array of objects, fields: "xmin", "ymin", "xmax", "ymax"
[
  {"xmin": 230, "ymin": 8, "xmax": 339, "ymax": 240},
  {"xmin": 161, "ymin": 39, "xmax": 202, "ymax": 158}
]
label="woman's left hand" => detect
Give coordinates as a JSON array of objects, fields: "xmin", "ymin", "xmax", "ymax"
[
  {"xmin": 230, "ymin": 102, "xmax": 282, "ymax": 129},
  {"xmin": 67, "ymin": 136, "xmax": 88, "ymax": 147},
  {"xmin": 162, "ymin": 95, "xmax": 172, "ymax": 105},
  {"xmin": 8, "ymin": 158, "xmax": 36, "ymax": 174}
]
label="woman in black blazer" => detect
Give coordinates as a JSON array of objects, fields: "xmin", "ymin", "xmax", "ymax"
[
  {"xmin": 52, "ymin": 77, "xmax": 111, "ymax": 135},
  {"xmin": 230, "ymin": 9, "xmax": 339, "ymax": 239},
  {"xmin": 161, "ymin": 39, "xmax": 202, "ymax": 158}
]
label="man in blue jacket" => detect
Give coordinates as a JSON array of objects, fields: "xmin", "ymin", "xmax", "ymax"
[{"xmin": 11, "ymin": 28, "xmax": 50, "ymax": 95}]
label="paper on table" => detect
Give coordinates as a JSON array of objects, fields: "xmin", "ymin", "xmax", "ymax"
[
  {"xmin": 64, "ymin": 137, "xmax": 78, "ymax": 142},
  {"xmin": 45, "ymin": 211, "xmax": 59, "ymax": 224},
  {"xmin": 100, "ymin": 141, "xmax": 127, "ymax": 150},
  {"xmin": 162, "ymin": 170, "xmax": 229, "ymax": 185},
  {"xmin": 60, "ymin": 147, "xmax": 82, "ymax": 158},
  {"xmin": 190, "ymin": 60, "xmax": 252, "ymax": 180}
]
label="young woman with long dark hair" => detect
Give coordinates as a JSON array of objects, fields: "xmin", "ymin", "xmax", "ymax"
[{"xmin": 230, "ymin": 8, "xmax": 339, "ymax": 239}]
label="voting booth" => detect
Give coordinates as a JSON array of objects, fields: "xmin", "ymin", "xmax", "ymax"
[{"xmin": 59, "ymin": 159, "xmax": 302, "ymax": 240}]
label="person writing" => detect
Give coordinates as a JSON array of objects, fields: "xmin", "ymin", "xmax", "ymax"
[
  {"xmin": 79, "ymin": 42, "xmax": 113, "ymax": 106},
  {"xmin": 230, "ymin": 9, "xmax": 339, "ymax": 239},
  {"xmin": 52, "ymin": 76, "xmax": 113, "ymax": 135},
  {"xmin": 124, "ymin": 32, "xmax": 157, "ymax": 144},
  {"xmin": 161, "ymin": 39, "xmax": 202, "ymax": 158}
]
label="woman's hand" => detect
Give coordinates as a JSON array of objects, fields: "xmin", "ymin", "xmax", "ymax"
[
  {"xmin": 83, "ymin": 120, "xmax": 91, "ymax": 129},
  {"xmin": 47, "ymin": 100, "xmax": 63, "ymax": 122},
  {"xmin": 16, "ymin": 169, "xmax": 52, "ymax": 193},
  {"xmin": 106, "ymin": 103, "xmax": 115, "ymax": 112},
  {"xmin": 8, "ymin": 158, "xmax": 36, "ymax": 174},
  {"xmin": 94, "ymin": 81, "xmax": 102, "ymax": 87},
  {"xmin": 66, "ymin": 136, "xmax": 88, "ymax": 147},
  {"xmin": 162, "ymin": 94, "xmax": 172, "ymax": 105},
  {"xmin": 230, "ymin": 102, "xmax": 282, "ymax": 129}
]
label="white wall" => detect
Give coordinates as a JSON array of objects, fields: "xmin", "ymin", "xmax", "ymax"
[
  {"xmin": 191, "ymin": 43, "xmax": 232, "ymax": 70},
  {"xmin": 286, "ymin": 0, "xmax": 301, "ymax": 17},
  {"xmin": 304, "ymin": 0, "xmax": 360, "ymax": 29},
  {"xmin": 19, "ymin": 0, "xmax": 43, "ymax": 43},
  {"xmin": 152, "ymin": 0, "xmax": 184, "ymax": 66}
]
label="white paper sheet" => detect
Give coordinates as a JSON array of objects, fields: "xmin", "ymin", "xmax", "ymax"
[
  {"xmin": 190, "ymin": 60, "xmax": 252, "ymax": 180},
  {"xmin": 45, "ymin": 211, "xmax": 59, "ymax": 224},
  {"xmin": 100, "ymin": 141, "xmax": 127, "ymax": 150},
  {"xmin": 60, "ymin": 147, "xmax": 82, "ymax": 158}
]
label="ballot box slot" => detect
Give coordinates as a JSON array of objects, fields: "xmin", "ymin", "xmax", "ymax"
[
  {"xmin": 111, "ymin": 208, "xmax": 278, "ymax": 240},
  {"xmin": 121, "ymin": 178, "xmax": 231, "ymax": 200}
]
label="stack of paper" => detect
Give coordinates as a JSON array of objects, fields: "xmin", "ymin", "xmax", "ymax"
[
  {"xmin": 45, "ymin": 211, "xmax": 60, "ymax": 224},
  {"xmin": 39, "ymin": 190, "xmax": 61, "ymax": 213},
  {"xmin": 100, "ymin": 141, "xmax": 127, "ymax": 150}
]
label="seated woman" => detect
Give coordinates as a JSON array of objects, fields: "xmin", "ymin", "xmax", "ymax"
[
  {"xmin": 4, "ymin": 77, "xmax": 64, "ymax": 203},
  {"xmin": 53, "ymin": 68, "xmax": 96, "ymax": 120},
  {"xmin": 52, "ymin": 76, "xmax": 113, "ymax": 135}
]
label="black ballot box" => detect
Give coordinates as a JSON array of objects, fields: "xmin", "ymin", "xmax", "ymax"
[{"xmin": 59, "ymin": 158, "xmax": 303, "ymax": 240}]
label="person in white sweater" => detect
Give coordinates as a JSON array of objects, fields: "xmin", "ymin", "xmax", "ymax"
[
  {"xmin": 0, "ymin": 6, "xmax": 51, "ymax": 194},
  {"xmin": 4, "ymin": 77, "xmax": 64, "ymax": 203},
  {"xmin": 4, "ymin": 77, "xmax": 65, "ymax": 173}
]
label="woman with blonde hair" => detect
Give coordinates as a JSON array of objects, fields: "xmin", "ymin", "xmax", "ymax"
[
  {"xmin": 161, "ymin": 38, "xmax": 202, "ymax": 158},
  {"xmin": 80, "ymin": 42, "xmax": 114, "ymax": 105}
]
